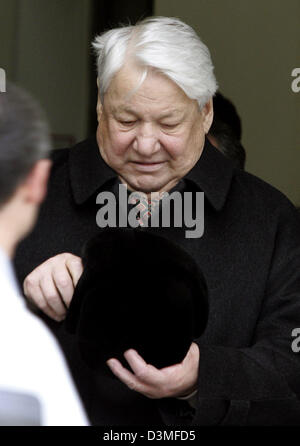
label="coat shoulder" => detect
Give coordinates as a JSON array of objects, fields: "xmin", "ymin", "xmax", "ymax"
[
  {"xmin": 49, "ymin": 138, "xmax": 94, "ymax": 174},
  {"xmin": 233, "ymin": 168, "xmax": 298, "ymax": 215}
]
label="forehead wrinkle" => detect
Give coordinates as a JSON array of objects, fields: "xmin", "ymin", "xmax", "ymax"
[
  {"xmin": 110, "ymin": 105, "xmax": 136, "ymax": 115},
  {"xmin": 111, "ymin": 102, "xmax": 186, "ymax": 119},
  {"xmin": 105, "ymin": 64, "xmax": 196, "ymax": 118}
]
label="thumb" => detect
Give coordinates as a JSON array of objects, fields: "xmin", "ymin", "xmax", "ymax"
[{"xmin": 66, "ymin": 255, "xmax": 83, "ymax": 287}]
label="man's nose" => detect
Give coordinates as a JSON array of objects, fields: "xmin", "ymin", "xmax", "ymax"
[{"xmin": 132, "ymin": 123, "xmax": 160, "ymax": 157}]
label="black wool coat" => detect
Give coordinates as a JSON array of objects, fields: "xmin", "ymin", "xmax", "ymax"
[{"xmin": 14, "ymin": 136, "xmax": 300, "ymax": 425}]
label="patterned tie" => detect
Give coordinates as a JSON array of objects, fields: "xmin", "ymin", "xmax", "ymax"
[{"xmin": 128, "ymin": 190, "xmax": 168, "ymax": 226}]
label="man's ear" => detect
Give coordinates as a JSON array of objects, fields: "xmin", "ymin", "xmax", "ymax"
[
  {"xmin": 201, "ymin": 98, "xmax": 214, "ymax": 134},
  {"xmin": 21, "ymin": 159, "xmax": 52, "ymax": 204},
  {"xmin": 96, "ymin": 97, "xmax": 103, "ymax": 124},
  {"xmin": 96, "ymin": 78, "xmax": 103, "ymax": 124}
]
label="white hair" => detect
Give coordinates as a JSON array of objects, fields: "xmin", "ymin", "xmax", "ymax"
[{"xmin": 92, "ymin": 16, "xmax": 218, "ymax": 109}]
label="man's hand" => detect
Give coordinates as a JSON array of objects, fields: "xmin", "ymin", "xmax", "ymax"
[
  {"xmin": 23, "ymin": 253, "xmax": 83, "ymax": 321},
  {"xmin": 106, "ymin": 342, "xmax": 200, "ymax": 399}
]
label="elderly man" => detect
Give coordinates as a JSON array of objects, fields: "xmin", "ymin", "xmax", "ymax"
[{"xmin": 15, "ymin": 17, "xmax": 300, "ymax": 425}]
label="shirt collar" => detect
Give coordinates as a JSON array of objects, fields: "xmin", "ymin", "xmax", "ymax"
[
  {"xmin": 69, "ymin": 136, "xmax": 234, "ymax": 211},
  {"xmin": 0, "ymin": 247, "xmax": 21, "ymax": 301}
]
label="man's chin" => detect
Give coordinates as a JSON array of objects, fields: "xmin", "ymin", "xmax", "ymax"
[
  {"xmin": 128, "ymin": 184, "xmax": 161, "ymax": 194},
  {"xmin": 120, "ymin": 174, "xmax": 169, "ymax": 194},
  {"xmin": 128, "ymin": 180, "xmax": 169, "ymax": 194}
]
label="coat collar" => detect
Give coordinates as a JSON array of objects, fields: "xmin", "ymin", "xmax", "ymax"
[
  {"xmin": 185, "ymin": 137, "xmax": 235, "ymax": 211},
  {"xmin": 69, "ymin": 137, "xmax": 116, "ymax": 205},
  {"xmin": 69, "ymin": 136, "xmax": 234, "ymax": 211}
]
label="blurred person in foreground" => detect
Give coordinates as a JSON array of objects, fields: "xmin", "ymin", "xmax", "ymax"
[
  {"xmin": 14, "ymin": 17, "xmax": 300, "ymax": 425},
  {"xmin": 0, "ymin": 83, "xmax": 88, "ymax": 425}
]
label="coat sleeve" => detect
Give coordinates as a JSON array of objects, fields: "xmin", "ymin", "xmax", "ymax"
[{"xmin": 158, "ymin": 201, "xmax": 300, "ymax": 426}]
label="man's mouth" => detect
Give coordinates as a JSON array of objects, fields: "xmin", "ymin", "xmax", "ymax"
[{"xmin": 131, "ymin": 161, "xmax": 166, "ymax": 172}]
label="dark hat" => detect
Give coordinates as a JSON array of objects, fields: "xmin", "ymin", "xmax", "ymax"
[{"xmin": 65, "ymin": 228, "xmax": 208, "ymax": 372}]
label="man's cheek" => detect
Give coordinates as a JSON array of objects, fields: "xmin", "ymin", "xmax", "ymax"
[
  {"xmin": 163, "ymin": 138, "xmax": 185, "ymax": 158},
  {"xmin": 110, "ymin": 134, "xmax": 134, "ymax": 156}
]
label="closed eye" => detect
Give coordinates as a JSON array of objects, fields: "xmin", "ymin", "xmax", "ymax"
[
  {"xmin": 119, "ymin": 120, "xmax": 137, "ymax": 126},
  {"xmin": 161, "ymin": 123, "xmax": 179, "ymax": 129}
]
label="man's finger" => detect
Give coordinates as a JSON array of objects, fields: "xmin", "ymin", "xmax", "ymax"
[
  {"xmin": 106, "ymin": 358, "xmax": 145, "ymax": 393},
  {"xmin": 29, "ymin": 282, "xmax": 63, "ymax": 321},
  {"xmin": 52, "ymin": 264, "xmax": 75, "ymax": 308},
  {"xmin": 123, "ymin": 349, "xmax": 161, "ymax": 383},
  {"xmin": 66, "ymin": 257, "xmax": 83, "ymax": 288},
  {"xmin": 181, "ymin": 342, "xmax": 200, "ymax": 367},
  {"xmin": 39, "ymin": 275, "xmax": 67, "ymax": 318}
]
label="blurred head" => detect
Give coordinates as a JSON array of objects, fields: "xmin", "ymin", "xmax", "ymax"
[
  {"xmin": 93, "ymin": 16, "xmax": 217, "ymax": 193},
  {"xmin": 208, "ymin": 92, "xmax": 246, "ymax": 170},
  {"xmin": 0, "ymin": 83, "xmax": 51, "ymax": 251}
]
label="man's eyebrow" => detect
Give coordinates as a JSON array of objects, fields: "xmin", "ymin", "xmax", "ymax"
[
  {"xmin": 158, "ymin": 110, "xmax": 185, "ymax": 119},
  {"xmin": 111, "ymin": 106, "xmax": 136, "ymax": 115},
  {"xmin": 110, "ymin": 106, "xmax": 185, "ymax": 118}
]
